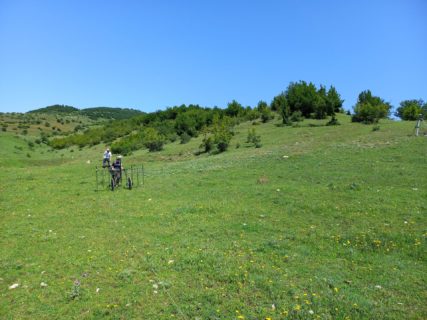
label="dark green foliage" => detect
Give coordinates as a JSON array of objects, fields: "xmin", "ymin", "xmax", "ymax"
[
  {"xmin": 260, "ymin": 108, "xmax": 274, "ymax": 123},
  {"xmin": 27, "ymin": 141, "xmax": 35, "ymax": 148},
  {"xmin": 372, "ymin": 125, "xmax": 380, "ymax": 131},
  {"xmin": 143, "ymin": 127, "xmax": 165, "ymax": 152},
  {"xmin": 79, "ymin": 107, "xmax": 142, "ymax": 120},
  {"xmin": 352, "ymin": 90, "xmax": 391, "ymax": 124},
  {"xmin": 212, "ymin": 117, "xmax": 233, "ymax": 153},
  {"xmin": 290, "ymin": 111, "xmax": 304, "ymax": 122},
  {"xmin": 273, "ymin": 82, "xmax": 343, "ymax": 121},
  {"xmin": 180, "ymin": 132, "xmax": 191, "ymax": 144},
  {"xmin": 246, "ymin": 109, "xmax": 260, "ymax": 121},
  {"xmin": 28, "ymin": 104, "xmax": 78, "ymax": 114},
  {"xmin": 28, "ymin": 105, "xmax": 142, "ymax": 120},
  {"xmin": 271, "ymin": 94, "xmax": 291, "ymax": 125},
  {"xmin": 200, "ymin": 135, "xmax": 214, "ymax": 153},
  {"xmin": 225, "ymin": 100, "xmax": 244, "ymax": 117},
  {"xmin": 395, "ymin": 99, "xmax": 426, "ymax": 120}
]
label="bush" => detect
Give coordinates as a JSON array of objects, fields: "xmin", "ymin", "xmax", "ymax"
[
  {"xmin": 180, "ymin": 132, "xmax": 191, "ymax": 144},
  {"xmin": 260, "ymin": 109, "xmax": 274, "ymax": 123},
  {"xmin": 352, "ymin": 90, "xmax": 391, "ymax": 124},
  {"xmin": 290, "ymin": 111, "xmax": 304, "ymax": 122},
  {"xmin": 247, "ymin": 128, "xmax": 261, "ymax": 147},
  {"xmin": 200, "ymin": 135, "xmax": 214, "ymax": 153},
  {"xmin": 212, "ymin": 118, "xmax": 233, "ymax": 153},
  {"xmin": 395, "ymin": 99, "xmax": 426, "ymax": 120},
  {"xmin": 143, "ymin": 128, "xmax": 165, "ymax": 152}
]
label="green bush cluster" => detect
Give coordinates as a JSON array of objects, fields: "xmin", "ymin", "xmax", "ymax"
[{"xmin": 352, "ymin": 90, "xmax": 391, "ymax": 124}]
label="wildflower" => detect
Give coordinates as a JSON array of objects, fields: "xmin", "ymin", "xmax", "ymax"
[
  {"xmin": 237, "ymin": 316, "xmax": 245, "ymax": 319},
  {"xmin": 40, "ymin": 282, "xmax": 48, "ymax": 287},
  {"xmin": 294, "ymin": 304, "xmax": 301, "ymax": 311},
  {"xmin": 308, "ymin": 310, "xmax": 314, "ymax": 315},
  {"xmin": 334, "ymin": 287, "xmax": 339, "ymax": 293},
  {"xmin": 9, "ymin": 283, "xmax": 19, "ymax": 289}
]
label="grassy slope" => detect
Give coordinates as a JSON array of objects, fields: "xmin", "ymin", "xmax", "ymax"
[{"xmin": 0, "ymin": 115, "xmax": 426, "ymax": 319}]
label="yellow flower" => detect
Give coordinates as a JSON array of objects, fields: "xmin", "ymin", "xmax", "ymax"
[
  {"xmin": 294, "ymin": 304, "xmax": 301, "ymax": 311},
  {"xmin": 334, "ymin": 287, "xmax": 339, "ymax": 293},
  {"xmin": 237, "ymin": 316, "xmax": 245, "ymax": 320}
]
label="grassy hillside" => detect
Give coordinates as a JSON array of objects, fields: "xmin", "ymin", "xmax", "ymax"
[{"xmin": 0, "ymin": 115, "xmax": 426, "ymax": 319}]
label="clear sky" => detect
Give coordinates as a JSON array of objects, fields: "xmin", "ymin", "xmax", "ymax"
[{"xmin": 0, "ymin": 0, "xmax": 426, "ymax": 113}]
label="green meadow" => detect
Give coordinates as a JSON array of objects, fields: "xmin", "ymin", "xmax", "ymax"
[{"xmin": 0, "ymin": 114, "xmax": 426, "ymax": 319}]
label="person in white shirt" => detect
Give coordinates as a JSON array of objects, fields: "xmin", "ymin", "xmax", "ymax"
[{"xmin": 102, "ymin": 148, "xmax": 112, "ymax": 167}]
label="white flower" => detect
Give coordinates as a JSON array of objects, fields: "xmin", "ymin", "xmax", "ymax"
[
  {"xmin": 168, "ymin": 260, "xmax": 174, "ymax": 265},
  {"xmin": 96, "ymin": 288, "xmax": 100, "ymax": 293},
  {"xmin": 375, "ymin": 285, "xmax": 382, "ymax": 289},
  {"xmin": 152, "ymin": 284, "xmax": 158, "ymax": 289},
  {"xmin": 9, "ymin": 283, "xmax": 19, "ymax": 289},
  {"xmin": 283, "ymin": 155, "xmax": 289, "ymax": 158},
  {"xmin": 308, "ymin": 310, "xmax": 314, "ymax": 315},
  {"xmin": 40, "ymin": 282, "xmax": 48, "ymax": 287}
]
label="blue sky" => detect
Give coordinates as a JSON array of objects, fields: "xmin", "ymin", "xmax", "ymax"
[{"xmin": 0, "ymin": 0, "xmax": 426, "ymax": 113}]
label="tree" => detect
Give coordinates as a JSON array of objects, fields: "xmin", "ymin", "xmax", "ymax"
[
  {"xmin": 326, "ymin": 86, "xmax": 344, "ymax": 114},
  {"xmin": 395, "ymin": 99, "xmax": 426, "ymax": 120},
  {"xmin": 314, "ymin": 85, "xmax": 328, "ymax": 119},
  {"xmin": 225, "ymin": 100, "xmax": 244, "ymax": 117},
  {"xmin": 271, "ymin": 94, "xmax": 291, "ymax": 125},
  {"xmin": 352, "ymin": 90, "xmax": 391, "ymax": 124},
  {"xmin": 212, "ymin": 115, "xmax": 232, "ymax": 152},
  {"xmin": 285, "ymin": 81, "xmax": 318, "ymax": 117}
]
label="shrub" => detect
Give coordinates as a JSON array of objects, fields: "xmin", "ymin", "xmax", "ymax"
[
  {"xmin": 290, "ymin": 111, "xmax": 304, "ymax": 122},
  {"xmin": 372, "ymin": 125, "xmax": 380, "ymax": 131},
  {"xmin": 247, "ymin": 128, "xmax": 261, "ymax": 147},
  {"xmin": 180, "ymin": 132, "xmax": 191, "ymax": 144},
  {"xmin": 352, "ymin": 90, "xmax": 391, "ymax": 124},
  {"xmin": 212, "ymin": 118, "xmax": 233, "ymax": 153},
  {"xmin": 260, "ymin": 108, "xmax": 274, "ymax": 123},
  {"xmin": 143, "ymin": 127, "xmax": 165, "ymax": 152},
  {"xmin": 395, "ymin": 99, "xmax": 426, "ymax": 120},
  {"xmin": 200, "ymin": 135, "xmax": 214, "ymax": 153}
]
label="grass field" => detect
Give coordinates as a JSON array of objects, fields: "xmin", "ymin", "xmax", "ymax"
[{"xmin": 0, "ymin": 115, "xmax": 426, "ymax": 319}]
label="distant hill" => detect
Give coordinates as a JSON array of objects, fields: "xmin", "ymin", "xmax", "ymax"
[
  {"xmin": 28, "ymin": 105, "xmax": 79, "ymax": 114},
  {"xmin": 80, "ymin": 107, "xmax": 143, "ymax": 120},
  {"xmin": 27, "ymin": 105, "xmax": 143, "ymax": 120}
]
